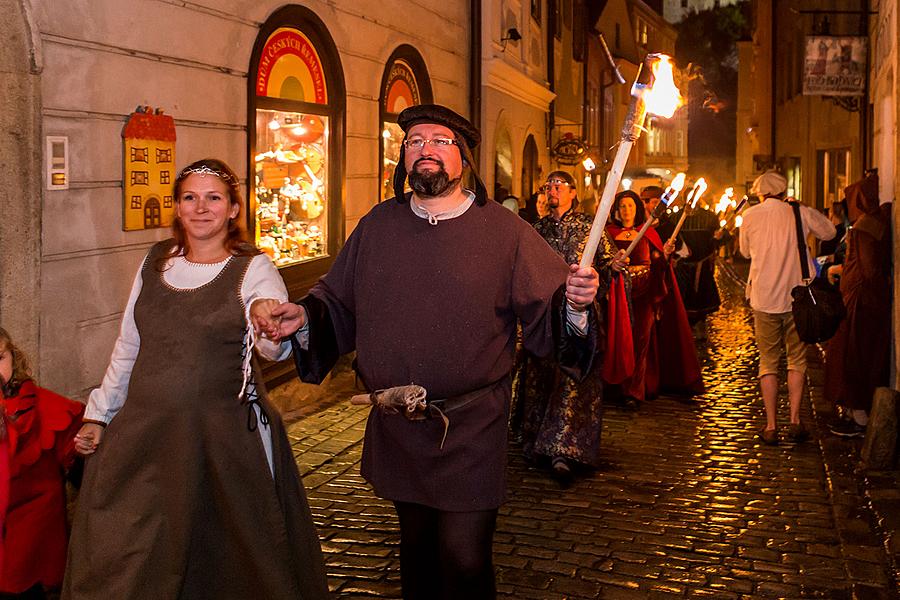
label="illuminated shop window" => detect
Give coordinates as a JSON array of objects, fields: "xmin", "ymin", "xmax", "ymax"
[
  {"xmin": 254, "ymin": 109, "xmax": 329, "ymax": 267},
  {"xmin": 250, "ymin": 7, "xmax": 345, "ymax": 282}
]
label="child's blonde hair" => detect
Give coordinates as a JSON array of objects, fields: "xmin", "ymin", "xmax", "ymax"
[{"xmin": 0, "ymin": 326, "xmax": 34, "ymax": 386}]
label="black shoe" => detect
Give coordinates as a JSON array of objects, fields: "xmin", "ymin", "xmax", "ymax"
[
  {"xmin": 787, "ymin": 422, "xmax": 810, "ymax": 443},
  {"xmin": 622, "ymin": 397, "xmax": 639, "ymax": 411},
  {"xmin": 757, "ymin": 427, "xmax": 778, "ymax": 446},
  {"xmin": 829, "ymin": 419, "xmax": 865, "ymax": 438},
  {"xmin": 551, "ymin": 456, "xmax": 574, "ymax": 486}
]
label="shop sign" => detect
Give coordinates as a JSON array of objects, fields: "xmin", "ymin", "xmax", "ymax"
[
  {"xmin": 383, "ymin": 60, "xmax": 420, "ymax": 115},
  {"xmin": 803, "ymin": 36, "xmax": 867, "ymax": 96},
  {"xmin": 551, "ymin": 133, "xmax": 588, "ymax": 165},
  {"xmin": 122, "ymin": 106, "xmax": 176, "ymax": 231},
  {"xmin": 257, "ymin": 27, "xmax": 328, "ymax": 103}
]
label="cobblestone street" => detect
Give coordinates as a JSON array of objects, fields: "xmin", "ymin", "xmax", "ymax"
[{"xmin": 276, "ymin": 266, "xmax": 899, "ymax": 599}]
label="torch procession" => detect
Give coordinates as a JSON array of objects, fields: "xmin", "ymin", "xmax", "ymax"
[
  {"xmin": 580, "ymin": 53, "xmax": 685, "ymax": 269},
  {"xmin": 621, "ymin": 172, "xmax": 686, "ymax": 258},
  {"xmin": 668, "ymin": 178, "xmax": 708, "ymax": 245}
]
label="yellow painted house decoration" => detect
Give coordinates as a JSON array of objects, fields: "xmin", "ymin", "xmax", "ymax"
[{"xmin": 122, "ymin": 106, "xmax": 177, "ymax": 231}]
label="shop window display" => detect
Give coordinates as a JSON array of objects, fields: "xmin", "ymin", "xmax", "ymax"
[
  {"xmin": 381, "ymin": 121, "xmax": 404, "ymax": 201},
  {"xmin": 254, "ymin": 108, "xmax": 328, "ymax": 267}
]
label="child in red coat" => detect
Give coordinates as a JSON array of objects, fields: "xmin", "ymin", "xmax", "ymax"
[{"xmin": 0, "ymin": 327, "xmax": 83, "ymax": 597}]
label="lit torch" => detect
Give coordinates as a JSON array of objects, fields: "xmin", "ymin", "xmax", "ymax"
[
  {"xmin": 667, "ymin": 177, "xmax": 707, "ymax": 245},
  {"xmin": 579, "ymin": 54, "xmax": 684, "ymax": 269},
  {"xmin": 719, "ymin": 194, "xmax": 749, "ymax": 231},
  {"xmin": 714, "ymin": 187, "xmax": 736, "ymax": 227},
  {"xmin": 622, "ymin": 172, "xmax": 686, "ymax": 258}
]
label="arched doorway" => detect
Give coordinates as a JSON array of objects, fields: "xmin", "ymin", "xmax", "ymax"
[
  {"xmin": 0, "ymin": 0, "xmax": 42, "ymax": 361},
  {"xmin": 248, "ymin": 5, "xmax": 346, "ymax": 297},
  {"xmin": 521, "ymin": 134, "xmax": 540, "ymax": 199},
  {"xmin": 143, "ymin": 197, "xmax": 161, "ymax": 229},
  {"xmin": 379, "ymin": 45, "xmax": 433, "ymax": 201}
]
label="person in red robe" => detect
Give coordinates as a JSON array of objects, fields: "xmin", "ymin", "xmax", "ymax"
[
  {"xmin": 0, "ymin": 327, "xmax": 83, "ymax": 598},
  {"xmin": 607, "ymin": 191, "xmax": 668, "ymax": 407},
  {"xmin": 607, "ymin": 191, "xmax": 703, "ymax": 407}
]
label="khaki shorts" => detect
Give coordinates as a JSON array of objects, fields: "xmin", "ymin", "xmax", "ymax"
[{"xmin": 753, "ymin": 310, "xmax": 807, "ymax": 378}]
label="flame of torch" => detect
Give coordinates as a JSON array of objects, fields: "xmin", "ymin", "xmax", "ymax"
[
  {"xmin": 579, "ymin": 53, "xmax": 685, "ymax": 270},
  {"xmin": 668, "ymin": 177, "xmax": 707, "ymax": 244},
  {"xmin": 689, "ymin": 178, "xmax": 708, "ymax": 209},
  {"xmin": 642, "ymin": 56, "xmax": 684, "ymax": 119},
  {"xmin": 719, "ymin": 194, "xmax": 749, "ymax": 231},
  {"xmin": 715, "ymin": 187, "xmax": 735, "ymax": 216}
]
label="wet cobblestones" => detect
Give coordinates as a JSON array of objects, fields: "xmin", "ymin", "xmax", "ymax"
[{"xmin": 276, "ymin": 266, "xmax": 899, "ymax": 599}]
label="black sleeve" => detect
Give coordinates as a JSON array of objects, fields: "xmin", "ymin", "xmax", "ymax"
[
  {"xmin": 289, "ymin": 294, "xmax": 341, "ymax": 384},
  {"xmin": 551, "ymin": 286, "xmax": 600, "ymax": 383}
]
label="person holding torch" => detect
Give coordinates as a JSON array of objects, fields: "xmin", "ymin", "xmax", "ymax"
[
  {"xmin": 261, "ymin": 104, "xmax": 600, "ymax": 599},
  {"xmin": 513, "ymin": 171, "xmax": 627, "ymax": 483}
]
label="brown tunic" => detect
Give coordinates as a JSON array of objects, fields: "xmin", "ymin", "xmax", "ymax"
[
  {"xmin": 293, "ymin": 198, "xmax": 596, "ymax": 511},
  {"xmin": 64, "ymin": 242, "xmax": 328, "ymax": 600}
]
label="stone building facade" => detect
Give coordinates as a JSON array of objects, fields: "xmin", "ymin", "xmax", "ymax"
[{"xmin": 0, "ymin": 0, "xmax": 470, "ymax": 398}]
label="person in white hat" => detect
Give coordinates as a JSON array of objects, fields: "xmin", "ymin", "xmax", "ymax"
[{"xmin": 739, "ymin": 170, "xmax": 835, "ymax": 445}]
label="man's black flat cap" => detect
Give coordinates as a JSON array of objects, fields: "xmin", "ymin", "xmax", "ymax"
[{"xmin": 397, "ymin": 104, "xmax": 481, "ymax": 149}]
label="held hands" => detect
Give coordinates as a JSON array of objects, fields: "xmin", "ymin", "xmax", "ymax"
[
  {"xmin": 269, "ymin": 302, "xmax": 308, "ymax": 339},
  {"xmin": 250, "ymin": 298, "xmax": 283, "ymax": 340},
  {"xmin": 827, "ymin": 264, "xmax": 843, "ymax": 285},
  {"xmin": 251, "ymin": 300, "xmax": 309, "ymax": 341},
  {"xmin": 611, "ymin": 249, "xmax": 629, "ymax": 273},
  {"xmin": 566, "ymin": 264, "xmax": 600, "ymax": 310},
  {"xmin": 74, "ymin": 423, "xmax": 104, "ymax": 456}
]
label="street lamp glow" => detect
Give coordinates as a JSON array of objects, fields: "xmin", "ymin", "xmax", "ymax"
[{"xmin": 622, "ymin": 178, "xmax": 632, "ymax": 190}]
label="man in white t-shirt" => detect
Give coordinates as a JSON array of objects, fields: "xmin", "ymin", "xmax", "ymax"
[{"xmin": 739, "ymin": 171, "xmax": 835, "ymax": 445}]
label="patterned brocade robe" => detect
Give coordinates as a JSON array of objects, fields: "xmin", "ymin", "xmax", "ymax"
[{"xmin": 511, "ymin": 207, "xmax": 619, "ymax": 467}]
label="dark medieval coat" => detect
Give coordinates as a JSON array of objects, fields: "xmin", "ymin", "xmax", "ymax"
[{"xmin": 291, "ymin": 196, "xmax": 597, "ymax": 511}]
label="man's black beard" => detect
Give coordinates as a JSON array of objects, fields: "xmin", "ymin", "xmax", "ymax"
[{"xmin": 408, "ymin": 159, "xmax": 461, "ymax": 198}]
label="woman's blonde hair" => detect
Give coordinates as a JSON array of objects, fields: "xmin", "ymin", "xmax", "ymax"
[{"xmin": 0, "ymin": 327, "xmax": 34, "ymax": 387}]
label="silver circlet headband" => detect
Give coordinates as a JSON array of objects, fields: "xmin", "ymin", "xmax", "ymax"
[{"xmin": 179, "ymin": 165, "xmax": 238, "ymax": 185}]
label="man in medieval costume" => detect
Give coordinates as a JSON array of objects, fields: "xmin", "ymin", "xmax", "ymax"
[
  {"xmin": 261, "ymin": 104, "xmax": 600, "ymax": 600},
  {"xmin": 512, "ymin": 171, "xmax": 627, "ymax": 483}
]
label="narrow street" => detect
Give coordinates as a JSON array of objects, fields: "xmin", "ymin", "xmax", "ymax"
[{"xmin": 276, "ymin": 266, "xmax": 898, "ymax": 599}]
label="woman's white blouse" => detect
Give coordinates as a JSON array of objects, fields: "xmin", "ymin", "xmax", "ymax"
[{"xmin": 84, "ymin": 253, "xmax": 291, "ymax": 424}]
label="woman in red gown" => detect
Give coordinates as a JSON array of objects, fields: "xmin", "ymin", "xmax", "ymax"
[{"xmin": 607, "ymin": 191, "xmax": 669, "ymax": 406}]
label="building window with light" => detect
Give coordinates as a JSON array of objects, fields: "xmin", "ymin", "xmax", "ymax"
[
  {"xmin": 635, "ymin": 17, "xmax": 648, "ymax": 47},
  {"xmin": 379, "ymin": 47, "xmax": 433, "ymax": 202},
  {"xmin": 248, "ymin": 6, "xmax": 345, "ymax": 284}
]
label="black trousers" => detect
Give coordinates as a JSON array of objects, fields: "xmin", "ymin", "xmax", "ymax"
[{"xmin": 394, "ymin": 501, "xmax": 498, "ymax": 600}]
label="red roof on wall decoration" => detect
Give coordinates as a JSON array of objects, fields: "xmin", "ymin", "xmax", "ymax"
[{"xmin": 122, "ymin": 110, "xmax": 176, "ymax": 142}]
